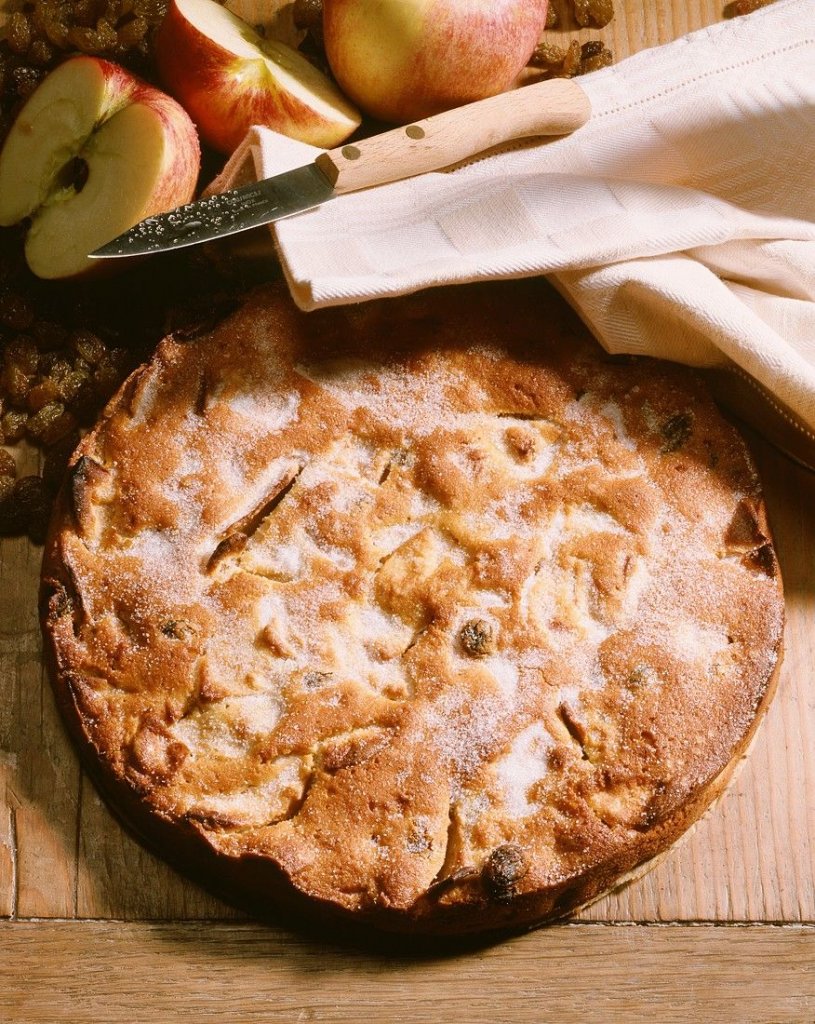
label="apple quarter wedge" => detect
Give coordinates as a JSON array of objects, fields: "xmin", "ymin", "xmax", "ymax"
[
  {"xmin": 0, "ymin": 55, "xmax": 200, "ymax": 280},
  {"xmin": 154, "ymin": 0, "xmax": 361, "ymax": 154}
]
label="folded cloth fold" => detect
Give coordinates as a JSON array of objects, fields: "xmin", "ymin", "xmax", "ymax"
[{"xmin": 207, "ymin": 0, "xmax": 815, "ymax": 461}]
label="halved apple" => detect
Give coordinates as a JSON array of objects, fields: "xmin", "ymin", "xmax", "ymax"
[
  {"xmin": 154, "ymin": 0, "xmax": 361, "ymax": 155},
  {"xmin": 0, "ymin": 55, "xmax": 201, "ymax": 280}
]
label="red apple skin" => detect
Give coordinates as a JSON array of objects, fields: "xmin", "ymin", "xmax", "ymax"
[
  {"xmin": 154, "ymin": 0, "xmax": 360, "ymax": 154},
  {"xmin": 324, "ymin": 0, "xmax": 550, "ymax": 124},
  {"xmin": 126, "ymin": 76, "xmax": 201, "ymax": 211}
]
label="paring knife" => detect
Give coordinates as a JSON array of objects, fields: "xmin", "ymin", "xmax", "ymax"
[{"xmin": 90, "ymin": 78, "xmax": 591, "ymax": 260}]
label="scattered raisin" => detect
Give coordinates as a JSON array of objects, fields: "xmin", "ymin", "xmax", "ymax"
[
  {"xmin": 26, "ymin": 401, "xmax": 77, "ymax": 445},
  {"xmin": 5, "ymin": 335, "xmax": 40, "ymax": 375},
  {"xmin": 91, "ymin": 355, "xmax": 124, "ymax": 403},
  {"xmin": 530, "ymin": 41, "xmax": 568, "ymax": 69},
  {"xmin": 7, "ymin": 13, "xmax": 34, "ymax": 55},
  {"xmin": 10, "ymin": 65, "xmax": 44, "ymax": 98},
  {"xmin": 161, "ymin": 620, "xmax": 191, "ymax": 640},
  {"xmin": 45, "ymin": 359, "xmax": 83, "ymax": 403},
  {"xmin": 529, "ymin": 39, "xmax": 589, "ymax": 79},
  {"xmin": 661, "ymin": 412, "xmax": 694, "ymax": 453},
  {"xmin": 0, "ymin": 473, "xmax": 15, "ymax": 505},
  {"xmin": 14, "ymin": 475, "xmax": 50, "ymax": 542},
  {"xmin": 303, "ymin": 671, "xmax": 332, "ymax": 690},
  {"xmin": 0, "ymin": 0, "xmax": 168, "ymax": 101},
  {"xmin": 581, "ymin": 40, "xmax": 605, "ymax": 58},
  {"xmin": 459, "ymin": 619, "xmax": 496, "ymax": 657},
  {"xmin": 2, "ymin": 363, "xmax": 34, "ymax": 407},
  {"xmin": 483, "ymin": 844, "xmax": 528, "ymax": 902},
  {"xmin": 0, "ymin": 448, "xmax": 16, "ymax": 478},
  {"xmin": 724, "ymin": 0, "xmax": 776, "ymax": 15},
  {"xmin": 118, "ymin": 15, "xmax": 150, "ymax": 50},
  {"xmin": 28, "ymin": 40, "xmax": 55, "ymax": 66},
  {"xmin": 580, "ymin": 43, "xmax": 614, "ymax": 74},
  {"xmin": 69, "ymin": 381, "xmax": 100, "ymax": 425},
  {"xmin": 561, "ymin": 39, "xmax": 582, "ymax": 78},
  {"xmin": 27, "ymin": 377, "xmax": 62, "ymax": 412},
  {"xmin": 572, "ymin": 0, "xmax": 615, "ymax": 28},
  {"xmin": 70, "ymin": 330, "xmax": 107, "ymax": 366},
  {"xmin": 627, "ymin": 665, "xmax": 657, "ymax": 689},
  {"xmin": 1, "ymin": 409, "xmax": 28, "ymax": 443}
]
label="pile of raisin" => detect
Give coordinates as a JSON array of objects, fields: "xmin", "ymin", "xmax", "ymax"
[
  {"xmin": 0, "ymin": 0, "xmax": 169, "ymax": 142},
  {"xmin": 571, "ymin": 0, "xmax": 615, "ymax": 29},
  {"xmin": 0, "ymin": 321, "xmax": 130, "ymax": 447},
  {"xmin": 4, "ymin": 0, "xmax": 167, "ymax": 68},
  {"xmin": 527, "ymin": 0, "xmax": 615, "ymax": 79}
]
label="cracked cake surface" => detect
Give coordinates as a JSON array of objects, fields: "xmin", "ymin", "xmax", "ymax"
[{"xmin": 41, "ymin": 279, "xmax": 784, "ymax": 935}]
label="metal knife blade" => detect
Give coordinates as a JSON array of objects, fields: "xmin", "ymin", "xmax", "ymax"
[
  {"xmin": 90, "ymin": 78, "xmax": 591, "ymax": 261},
  {"xmin": 90, "ymin": 163, "xmax": 333, "ymax": 258}
]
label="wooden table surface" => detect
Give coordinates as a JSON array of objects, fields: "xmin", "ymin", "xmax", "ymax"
[{"xmin": 2, "ymin": 1, "xmax": 814, "ymax": 1021}]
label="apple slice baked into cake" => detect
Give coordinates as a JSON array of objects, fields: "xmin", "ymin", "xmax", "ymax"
[{"xmin": 41, "ymin": 279, "xmax": 784, "ymax": 935}]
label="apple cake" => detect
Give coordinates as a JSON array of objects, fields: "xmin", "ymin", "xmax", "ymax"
[{"xmin": 40, "ymin": 279, "xmax": 784, "ymax": 936}]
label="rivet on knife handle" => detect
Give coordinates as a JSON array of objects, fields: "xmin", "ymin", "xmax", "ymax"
[{"xmin": 315, "ymin": 78, "xmax": 591, "ymax": 195}]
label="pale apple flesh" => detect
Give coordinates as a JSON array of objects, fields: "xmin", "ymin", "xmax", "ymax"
[
  {"xmin": 0, "ymin": 56, "xmax": 201, "ymax": 280},
  {"xmin": 155, "ymin": 0, "xmax": 361, "ymax": 154},
  {"xmin": 0, "ymin": 57, "xmax": 134, "ymax": 227},
  {"xmin": 323, "ymin": 0, "xmax": 550, "ymax": 124},
  {"xmin": 26, "ymin": 102, "xmax": 197, "ymax": 280}
]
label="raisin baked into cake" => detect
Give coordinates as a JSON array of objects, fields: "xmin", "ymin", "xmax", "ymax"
[{"xmin": 41, "ymin": 279, "xmax": 784, "ymax": 935}]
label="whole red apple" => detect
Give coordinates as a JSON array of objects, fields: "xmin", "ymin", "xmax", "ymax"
[
  {"xmin": 323, "ymin": 0, "xmax": 550, "ymax": 124},
  {"xmin": 0, "ymin": 55, "xmax": 200, "ymax": 280},
  {"xmin": 155, "ymin": 0, "xmax": 361, "ymax": 154}
]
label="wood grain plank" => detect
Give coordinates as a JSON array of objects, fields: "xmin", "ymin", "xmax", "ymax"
[
  {"xmin": 756, "ymin": 442, "xmax": 815, "ymax": 920},
  {"xmin": 75, "ymin": 776, "xmax": 242, "ymax": 920},
  {"xmin": 543, "ymin": 0, "xmax": 724, "ymax": 56},
  {"xmin": 0, "ymin": 760, "xmax": 18, "ymax": 917},
  {"xmin": 0, "ymin": 447, "xmax": 81, "ymax": 919},
  {"xmin": 1, "ymin": 921, "xmax": 814, "ymax": 1024}
]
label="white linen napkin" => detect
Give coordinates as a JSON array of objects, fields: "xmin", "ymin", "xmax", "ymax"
[{"xmin": 207, "ymin": 0, "xmax": 815, "ymax": 459}]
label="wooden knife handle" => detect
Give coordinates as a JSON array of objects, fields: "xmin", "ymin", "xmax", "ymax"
[{"xmin": 315, "ymin": 78, "xmax": 591, "ymax": 196}]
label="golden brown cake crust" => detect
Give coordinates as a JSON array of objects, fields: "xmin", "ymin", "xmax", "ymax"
[{"xmin": 41, "ymin": 279, "xmax": 784, "ymax": 935}]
